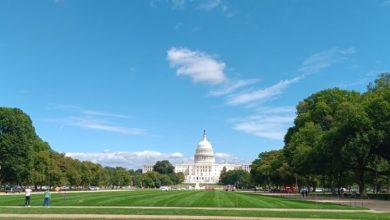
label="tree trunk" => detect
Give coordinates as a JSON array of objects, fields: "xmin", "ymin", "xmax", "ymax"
[
  {"xmin": 358, "ymin": 169, "xmax": 366, "ymax": 196},
  {"xmin": 330, "ymin": 177, "xmax": 336, "ymax": 195}
]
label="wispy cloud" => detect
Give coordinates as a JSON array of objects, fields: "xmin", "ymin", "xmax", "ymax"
[
  {"xmin": 50, "ymin": 104, "xmax": 129, "ymax": 119},
  {"xmin": 46, "ymin": 117, "xmax": 146, "ymax": 136},
  {"xmin": 167, "ymin": 46, "xmax": 355, "ymax": 140},
  {"xmin": 298, "ymin": 47, "xmax": 355, "ymax": 75},
  {"xmin": 209, "ymin": 79, "xmax": 260, "ymax": 96},
  {"xmin": 46, "ymin": 105, "xmax": 145, "ymax": 136},
  {"xmin": 225, "ymin": 47, "xmax": 355, "ymax": 106},
  {"xmin": 228, "ymin": 106, "xmax": 295, "ymax": 140},
  {"xmin": 167, "ymin": 47, "xmax": 227, "ymax": 84},
  {"xmin": 170, "ymin": 0, "xmax": 186, "ymax": 9},
  {"xmin": 227, "ymin": 76, "xmax": 302, "ymax": 105},
  {"xmin": 151, "ymin": 0, "xmax": 233, "ymax": 17},
  {"xmin": 197, "ymin": 0, "xmax": 222, "ymax": 11},
  {"xmin": 66, "ymin": 150, "xmax": 246, "ymax": 169}
]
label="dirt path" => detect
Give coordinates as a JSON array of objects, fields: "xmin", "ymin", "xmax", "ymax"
[
  {"xmin": 0, "ymin": 214, "xmax": 351, "ymax": 220},
  {"xmin": 1, "ymin": 205, "xmax": 385, "ymax": 213}
]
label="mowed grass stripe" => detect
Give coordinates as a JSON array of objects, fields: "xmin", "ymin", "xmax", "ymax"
[
  {"xmin": 0, "ymin": 207, "xmax": 387, "ymax": 219},
  {"xmin": 0, "ymin": 190, "xmax": 361, "ymax": 209},
  {"xmin": 230, "ymin": 192, "xmax": 265, "ymax": 208},
  {"xmin": 136, "ymin": 191, "xmax": 194, "ymax": 206},
  {"xmin": 161, "ymin": 190, "xmax": 201, "ymax": 207},
  {"xmin": 173, "ymin": 190, "xmax": 208, "ymax": 207}
]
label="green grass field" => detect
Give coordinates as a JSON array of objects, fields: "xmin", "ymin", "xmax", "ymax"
[
  {"xmin": 0, "ymin": 190, "xmax": 387, "ymax": 219},
  {"xmin": 0, "ymin": 207, "xmax": 389, "ymax": 220},
  {"xmin": 0, "ymin": 190, "xmax": 357, "ymax": 209}
]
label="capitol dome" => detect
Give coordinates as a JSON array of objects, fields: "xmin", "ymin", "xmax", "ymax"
[{"xmin": 194, "ymin": 130, "xmax": 215, "ymax": 163}]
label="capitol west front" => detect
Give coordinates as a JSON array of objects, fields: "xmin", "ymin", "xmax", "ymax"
[{"xmin": 143, "ymin": 131, "xmax": 250, "ymax": 183}]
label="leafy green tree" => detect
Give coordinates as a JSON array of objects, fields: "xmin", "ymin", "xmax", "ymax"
[
  {"xmin": 368, "ymin": 73, "xmax": 390, "ymax": 92},
  {"xmin": 364, "ymin": 73, "xmax": 390, "ymax": 161},
  {"xmin": 251, "ymin": 150, "xmax": 294, "ymax": 188},
  {"xmin": 112, "ymin": 167, "xmax": 131, "ymax": 186},
  {"xmin": 153, "ymin": 160, "xmax": 175, "ymax": 174},
  {"xmin": 168, "ymin": 172, "xmax": 185, "ymax": 185},
  {"xmin": 220, "ymin": 170, "xmax": 251, "ymax": 188},
  {"xmin": 144, "ymin": 171, "xmax": 162, "ymax": 188},
  {"xmin": 30, "ymin": 150, "xmax": 51, "ymax": 188},
  {"xmin": 0, "ymin": 108, "xmax": 36, "ymax": 185},
  {"xmin": 284, "ymin": 89, "xmax": 360, "ymax": 193}
]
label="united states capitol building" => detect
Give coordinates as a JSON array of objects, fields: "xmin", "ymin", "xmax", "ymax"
[{"xmin": 143, "ymin": 131, "xmax": 250, "ymax": 184}]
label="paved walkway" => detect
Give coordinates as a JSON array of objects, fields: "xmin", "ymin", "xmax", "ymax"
[{"xmin": 0, "ymin": 214, "xmax": 351, "ymax": 220}]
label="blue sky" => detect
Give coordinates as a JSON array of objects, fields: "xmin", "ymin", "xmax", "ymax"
[{"xmin": 1, "ymin": 0, "xmax": 389, "ymax": 168}]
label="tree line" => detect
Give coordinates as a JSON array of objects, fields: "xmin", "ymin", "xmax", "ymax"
[
  {"xmin": 0, "ymin": 109, "xmax": 184, "ymax": 189},
  {"xmin": 250, "ymin": 73, "xmax": 390, "ymax": 195}
]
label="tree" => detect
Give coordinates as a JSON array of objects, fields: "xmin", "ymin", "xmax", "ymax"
[
  {"xmin": 153, "ymin": 160, "xmax": 175, "ymax": 174},
  {"xmin": 284, "ymin": 89, "xmax": 360, "ymax": 193},
  {"xmin": 251, "ymin": 150, "xmax": 294, "ymax": 188},
  {"xmin": 364, "ymin": 73, "xmax": 390, "ymax": 161},
  {"xmin": 112, "ymin": 167, "xmax": 131, "ymax": 187},
  {"xmin": 220, "ymin": 170, "xmax": 251, "ymax": 189},
  {"xmin": 336, "ymin": 101, "xmax": 374, "ymax": 195},
  {"xmin": 368, "ymin": 72, "xmax": 390, "ymax": 92},
  {"xmin": 0, "ymin": 108, "xmax": 35, "ymax": 185},
  {"xmin": 169, "ymin": 172, "xmax": 185, "ymax": 185}
]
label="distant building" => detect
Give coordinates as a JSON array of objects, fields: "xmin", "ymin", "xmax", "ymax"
[{"xmin": 143, "ymin": 130, "xmax": 250, "ymax": 184}]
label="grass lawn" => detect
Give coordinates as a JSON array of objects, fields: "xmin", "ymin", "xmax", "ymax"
[
  {"xmin": 1, "ymin": 190, "xmax": 383, "ymax": 219},
  {"xmin": 0, "ymin": 207, "xmax": 388, "ymax": 220},
  {"xmin": 0, "ymin": 190, "xmax": 360, "ymax": 209}
]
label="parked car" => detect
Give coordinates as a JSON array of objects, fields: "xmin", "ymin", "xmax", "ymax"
[
  {"xmin": 88, "ymin": 186, "xmax": 100, "ymax": 191},
  {"xmin": 5, "ymin": 186, "xmax": 22, "ymax": 193},
  {"xmin": 160, "ymin": 186, "xmax": 170, "ymax": 191},
  {"xmin": 61, "ymin": 186, "xmax": 70, "ymax": 190}
]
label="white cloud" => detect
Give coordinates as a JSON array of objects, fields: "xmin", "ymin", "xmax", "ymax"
[
  {"xmin": 66, "ymin": 150, "xmax": 187, "ymax": 169},
  {"xmin": 229, "ymin": 106, "xmax": 295, "ymax": 140},
  {"xmin": 167, "ymin": 47, "xmax": 226, "ymax": 84},
  {"xmin": 66, "ymin": 150, "xmax": 244, "ymax": 169},
  {"xmin": 227, "ymin": 76, "xmax": 302, "ymax": 105},
  {"xmin": 46, "ymin": 117, "xmax": 146, "ymax": 136},
  {"xmin": 209, "ymin": 79, "xmax": 260, "ymax": 96},
  {"xmin": 214, "ymin": 152, "xmax": 245, "ymax": 163},
  {"xmin": 298, "ymin": 47, "xmax": 356, "ymax": 75}
]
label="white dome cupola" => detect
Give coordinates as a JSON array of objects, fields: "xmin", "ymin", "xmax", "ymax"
[{"xmin": 194, "ymin": 130, "xmax": 215, "ymax": 163}]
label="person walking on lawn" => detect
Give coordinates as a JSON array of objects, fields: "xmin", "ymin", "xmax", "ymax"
[
  {"xmin": 25, "ymin": 187, "xmax": 32, "ymax": 207},
  {"xmin": 43, "ymin": 190, "xmax": 51, "ymax": 207}
]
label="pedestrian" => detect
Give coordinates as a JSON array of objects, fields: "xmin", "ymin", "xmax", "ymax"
[
  {"xmin": 25, "ymin": 187, "xmax": 32, "ymax": 207},
  {"xmin": 43, "ymin": 190, "xmax": 51, "ymax": 207},
  {"xmin": 304, "ymin": 187, "xmax": 308, "ymax": 197}
]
